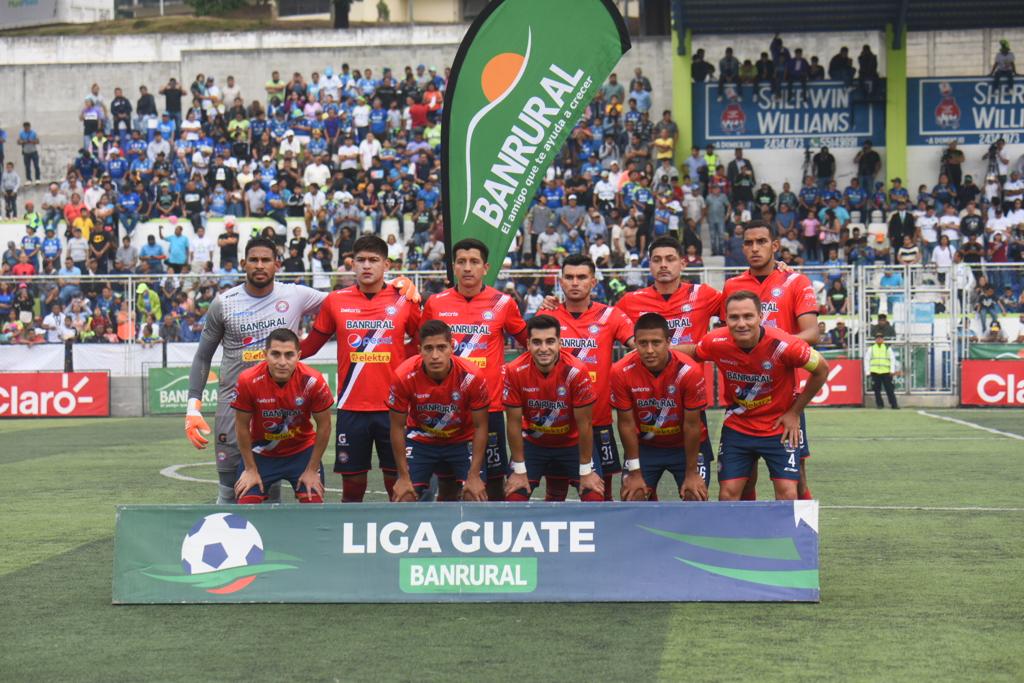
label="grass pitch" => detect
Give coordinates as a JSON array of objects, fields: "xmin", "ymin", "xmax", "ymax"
[{"xmin": 1, "ymin": 409, "xmax": 1022, "ymax": 682}]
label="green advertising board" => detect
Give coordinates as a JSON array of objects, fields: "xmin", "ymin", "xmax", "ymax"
[
  {"xmin": 968, "ymin": 344, "xmax": 1024, "ymax": 360},
  {"xmin": 147, "ymin": 365, "xmax": 340, "ymax": 415}
]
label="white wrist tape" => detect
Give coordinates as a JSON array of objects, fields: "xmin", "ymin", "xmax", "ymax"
[
  {"xmin": 579, "ymin": 462, "xmax": 595, "ymax": 476},
  {"xmin": 625, "ymin": 458, "xmax": 641, "ymax": 472},
  {"xmin": 186, "ymin": 398, "xmax": 203, "ymax": 417},
  {"xmin": 510, "ymin": 460, "xmax": 527, "ymax": 475}
]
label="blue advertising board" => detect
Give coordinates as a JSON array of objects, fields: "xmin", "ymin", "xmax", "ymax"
[
  {"xmin": 908, "ymin": 77, "xmax": 1024, "ymax": 146},
  {"xmin": 113, "ymin": 502, "xmax": 821, "ymax": 603},
  {"xmin": 692, "ymin": 81, "xmax": 885, "ymax": 150}
]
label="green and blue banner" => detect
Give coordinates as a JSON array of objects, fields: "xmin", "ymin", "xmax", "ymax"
[
  {"xmin": 441, "ymin": 0, "xmax": 630, "ymax": 284},
  {"xmin": 908, "ymin": 77, "xmax": 1024, "ymax": 146},
  {"xmin": 113, "ymin": 502, "xmax": 820, "ymax": 603}
]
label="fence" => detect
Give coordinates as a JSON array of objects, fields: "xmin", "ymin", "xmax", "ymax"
[{"xmin": 1, "ymin": 262, "xmax": 1022, "ymax": 397}]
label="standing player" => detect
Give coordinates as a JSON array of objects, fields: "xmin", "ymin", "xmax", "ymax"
[
  {"xmin": 721, "ymin": 220, "xmax": 820, "ymax": 500},
  {"xmin": 503, "ymin": 315, "xmax": 604, "ymax": 502},
  {"xmin": 611, "ymin": 313, "xmax": 710, "ymax": 502},
  {"xmin": 232, "ymin": 329, "xmax": 334, "ymax": 504},
  {"xmin": 387, "ymin": 320, "xmax": 490, "ymax": 502},
  {"xmin": 300, "ymin": 235, "xmax": 421, "ymax": 502},
  {"xmin": 185, "ymin": 237, "xmax": 327, "ymax": 504},
  {"xmin": 547, "ymin": 254, "xmax": 634, "ymax": 499},
  {"xmin": 689, "ymin": 291, "xmax": 829, "ymax": 501},
  {"xmin": 422, "ymin": 238, "xmax": 528, "ymax": 501}
]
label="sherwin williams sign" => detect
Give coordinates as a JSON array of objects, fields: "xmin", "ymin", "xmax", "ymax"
[
  {"xmin": 113, "ymin": 502, "xmax": 820, "ymax": 603},
  {"xmin": 442, "ymin": 0, "xmax": 630, "ymax": 284},
  {"xmin": 908, "ymin": 77, "xmax": 1024, "ymax": 146},
  {"xmin": 147, "ymin": 365, "xmax": 339, "ymax": 414}
]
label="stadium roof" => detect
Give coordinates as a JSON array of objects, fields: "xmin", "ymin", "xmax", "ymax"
[{"xmin": 673, "ymin": 0, "xmax": 1024, "ymax": 38}]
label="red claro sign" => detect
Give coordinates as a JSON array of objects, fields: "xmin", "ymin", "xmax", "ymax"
[
  {"xmin": 797, "ymin": 358, "xmax": 863, "ymax": 406},
  {"xmin": 961, "ymin": 360, "xmax": 1024, "ymax": 406},
  {"xmin": 0, "ymin": 372, "xmax": 111, "ymax": 417}
]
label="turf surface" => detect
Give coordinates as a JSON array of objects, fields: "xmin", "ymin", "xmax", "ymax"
[{"xmin": 1, "ymin": 409, "xmax": 1022, "ymax": 682}]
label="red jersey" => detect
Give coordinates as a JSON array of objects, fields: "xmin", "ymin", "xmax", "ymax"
[
  {"xmin": 309, "ymin": 284, "xmax": 421, "ymax": 412},
  {"xmin": 422, "ymin": 286, "xmax": 528, "ymax": 411},
  {"xmin": 231, "ymin": 361, "xmax": 334, "ymax": 457},
  {"xmin": 616, "ymin": 281, "xmax": 723, "ymax": 344},
  {"xmin": 387, "ymin": 355, "xmax": 489, "ymax": 445},
  {"xmin": 693, "ymin": 326, "xmax": 814, "ymax": 437},
  {"xmin": 609, "ymin": 350, "xmax": 708, "ymax": 448},
  {"xmin": 548, "ymin": 302, "xmax": 634, "ymax": 427},
  {"xmin": 721, "ymin": 268, "xmax": 818, "ymax": 334},
  {"xmin": 503, "ymin": 350, "xmax": 596, "ymax": 448}
]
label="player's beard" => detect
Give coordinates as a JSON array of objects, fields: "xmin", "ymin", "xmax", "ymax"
[{"xmin": 246, "ymin": 270, "xmax": 274, "ymax": 290}]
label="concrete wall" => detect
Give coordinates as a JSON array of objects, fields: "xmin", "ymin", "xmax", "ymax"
[{"xmin": 112, "ymin": 375, "xmax": 145, "ymax": 417}]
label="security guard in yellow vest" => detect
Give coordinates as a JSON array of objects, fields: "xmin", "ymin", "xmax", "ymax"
[{"xmin": 865, "ymin": 333, "xmax": 900, "ymax": 409}]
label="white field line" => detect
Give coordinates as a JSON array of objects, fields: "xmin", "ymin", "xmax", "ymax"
[
  {"xmin": 823, "ymin": 505, "xmax": 1024, "ymax": 512},
  {"xmin": 917, "ymin": 410, "xmax": 1024, "ymax": 441},
  {"xmin": 158, "ymin": 462, "xmax": 389, "ymax": 497}
]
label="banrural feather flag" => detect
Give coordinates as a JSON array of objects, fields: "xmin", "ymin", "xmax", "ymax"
[{"xmin": 441, "ymin": 0, "xmax": 630, "ymax": 284}]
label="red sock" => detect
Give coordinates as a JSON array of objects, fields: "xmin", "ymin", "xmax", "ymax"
[
  {"xmin": 799, "ymin": 487, "xmax": 813, "ymax": 500},
  {"xmin": 603, "ymin": 474, "xmax": 615, "ymax": 501},
  {"xmin": 383, "ymin": 476, "xmax": 396, "ymax": 500},
  {"xmin": 296, "ymin": 491, "xmax": 323, "ymax": 503},
  {"xmin": 506, "ymin": 490, "xmax": 530, "ymax": 502},
  {"xmin": 544, "ymin": 477, "xmax": 569, "ymax": 502},
  {"xmin": 741, "ymin": 487, "xmax": 757, "ymax": 501},
  {"xmin": 580, "ymin": 489, "xmax": 604, "ymax": 502},
  {"xmin": 237, "ymin": 494, "xmax": 265, "ymax": 505},
  {"xmin": 341, "ymin": 476, "xmax": 367, "ymax": 503}
]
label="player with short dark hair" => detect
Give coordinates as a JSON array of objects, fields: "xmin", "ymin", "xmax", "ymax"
[
  {"xmin": 231, "ymin": 328, "xmax": 334, "ymax": 504},
  {"xmin": 300, "ymin": 234, "xmax": 422, "ymax": 502},
  {"xmin": 722, "ymin": 220, "xmax": 820, "ymax": 500},
  {"xmin": 690, "ymin": 291, "xmax": 829, "ymax": 501},
  {"xmin": 611, "ymin": 313, "xmax": 710, "ymax": 501},
  {"xmin": 387, "ymin": 320, "xmax": 490, "ymax": 502},
  {"xmin": 422, "ymin": 238, "xmax": 528, "ymax": 500},
  {"xmin": 186, "ymin": 236, "xmax": 327, "ymax": 504},
  {"xmin": 503, "ymin": 315, "xmax": 604, "ymax": 501},
  {"xmin": 546, "ymin": 254, "xmax": 634, "ymax": 500}
]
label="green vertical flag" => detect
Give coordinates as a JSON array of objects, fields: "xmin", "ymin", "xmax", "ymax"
[{"xmin": 441, "ymin": 0, "xmax": 630, "ymax": 284}]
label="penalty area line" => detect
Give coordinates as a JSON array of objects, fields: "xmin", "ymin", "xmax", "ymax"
[
  {"xmin": 917, "ymin": 410, "xmax": 1024, "ymax": 441},
  {"xmin": 158, "ymin": 462, "xmax": 389, "ymax": 497},
  {"xmin": 823, "ymin": 505, "xmax": 1024, "ymax": 512}
]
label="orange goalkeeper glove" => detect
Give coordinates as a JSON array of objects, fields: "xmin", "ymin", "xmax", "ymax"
[
  {"xmin": 389, "ymin": 275, "xmax": 421, "ymax": 304},
  {"xmin": 185, "ymin": 398, "xmax": 212, "ymax": 449}
]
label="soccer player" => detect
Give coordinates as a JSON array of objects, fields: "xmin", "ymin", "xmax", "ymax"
[
  {"xmin": 387, "ymin": 320, "xmax": 490, "ymax": 502},
  {"xmin": 232, "ymin": 329, "xmax": 334, "ymax": 504},
  {"xmin": 689, "ymin": 291, "xmax": 829, "ymax": 501},
  {"xmin": 422, "ymin": 238, "xmax": 528, "ymax": 501},
  {"xmin": 503, "ymin": 315, "xmax": 604, "ymax": 502},
  {"xmin": 547, "ymin": 254, "xmax": 635, "ymax": 499},
  {"xmin": 300, "ymin": 235, "xmax": 421, "ymax": 502},
  {"xmin": 722, "ymin": 220, "xmax": 820, "ymax": 500},
  {"xmin": 185, "ymin": 237, "xmax": 327, "ymax": 504},
  {"xmin": 611, "ymin": 313, "xmax": 710, "ymax": 502}
]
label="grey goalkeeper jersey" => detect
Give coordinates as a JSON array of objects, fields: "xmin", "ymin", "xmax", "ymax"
[{"xmin": 187, "ymin": 282, "xmax": 327, "ymax": 405}]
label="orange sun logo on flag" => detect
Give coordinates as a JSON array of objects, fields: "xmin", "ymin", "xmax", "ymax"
[{"xmin": 481, "ymin": 52, "xmax": 525, "ymax": 101}]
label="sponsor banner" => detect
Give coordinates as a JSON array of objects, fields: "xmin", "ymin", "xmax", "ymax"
[
  {"xmin": 442, "ymin": 0, "xmax": 630, "ymax": 284},
  {"xmin": 0, "ymin": 371, "xmax": 110, "ymax": 418},
  {"xmin": 693, "ymin": 81, "xmax": 885, "ymax": 150},
  {"xmin": 960, "ymin": 360, "xmax": 1024, "ymax": 406},
  {"xmin": 908, "ymin": 77, "xmax": 1024, "ymax": 146},
  {"xmin": 0, "ymin": 0, "xmax": 59, "ymax": 29},
  {"xmin": 147, "ymin": 365, "xmax": 340, "ymax": 415},
  {"xmin": 715, "ymin": 359, "xmax": 862, "ymax": 407},
  {"xmin": 113, "ymin": 502, "xmax": 820, "ymax": 603},
  {"xmin": 968, "ymin": 344, "xmax": 1024, "ymax": 361}
]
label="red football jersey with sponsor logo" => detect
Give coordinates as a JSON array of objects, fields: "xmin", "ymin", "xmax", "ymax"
[
  {"xmin": 386, "ymin": 355, "xmax": 489, "ymax": 445},
  {"xmin": 616, "ymin": 281, "xmax": 723, "ymax": 345},
  {"xmin": 503, "ymin": 350, "xmax": 596, "ymax": 448},
  {"xmin": 609, "ymin": 350, "xmax": 708, "ymax": 448},
  {"xmin": 422, "ymin": 286, "xmax": 528, "ymax": 411},
  {"xmin": 721, "ymin": 268, "xmax": 818, "ymax": 334},
  {"xmin": 231, "ymin": 361, "xmax": 334, "ymax": 457},
  {"xmin": 548, "ymin": 302, "xmax": 634, "ymax": 427},
  {"xmin": 309, "ymin": 284, "xmax": 421, "ymax": 412},
  {"xmin": 693, "ymin": 326, "xmax": 813, "ymax": 437}
]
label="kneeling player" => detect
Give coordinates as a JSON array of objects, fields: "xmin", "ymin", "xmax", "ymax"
[
  {"xmin": 388, "ymin": 320, "xmax": 490, "ymax": 502},
  {"xmin": 690, "ymin": 291, "xmax": 828, "ymax": 501},
  {"xmin": 232, "ymin": 329, "xmax": 334, "ymax": 504},
  {"xmin": 503, "ymin": 315, "xmax": 604, "ymax": 502},
  {"xmin": 611, "ymin": 313, "xmax": 710, "ymax": 502}
]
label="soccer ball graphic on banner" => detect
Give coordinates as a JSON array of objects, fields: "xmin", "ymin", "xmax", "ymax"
[{"xmin": 181, "ymin": 513, "xmax": 265, "ymax": 575}]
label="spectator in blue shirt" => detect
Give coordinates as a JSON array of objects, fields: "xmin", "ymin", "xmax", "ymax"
[
  {"xmin": 118, "ymin": 185, "xmax": 142, "ymax": 235},
  {"xmin": 75, "ymin": 150, "xmax": 99, "ymax": 181},
  {"xmin": 106, "ymin": 150, "xmax": 129, "ymax": 190},
  {"xmin": 57, "ymin": 257, "xmax": 83, "ymax": 305},
  {"xmin": 844, "ymin": 178, "xmax": 867, "ymax": 212},
  {"xmin": 21, "ymin": 222, "xmax": 41, "ymax": 271},
  {"xmin": 140, "ymin": 234, "xmax": 166, "ymax": 273},
  {"xmin": 416, "ymin": 179, "xmax": 440, "ymax": 210},
  {"xmin": 17, "ymin": 122, "xmax": 41, "ymax": 183},
  {"xmin": 159, "ymin": 221, "xmax": 191, "ymax": 273},
  {"xmin": 628, "ymin": 81, "xmax": 651, "ymax": 113},
  {"xmin": 785, "ymin": 48, "xmax": 810, "ymax": 103},
  {"xmin": 265, "ymin": 180, "xmax": 288, "ymax": 227},
  {"xmin": 41, "ymin": 228, "xmax": 62, "ymax": 269}
]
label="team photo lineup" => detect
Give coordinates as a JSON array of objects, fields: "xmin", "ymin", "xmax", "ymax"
[{"xmin": 185, "ymin": 224, "xmax": 828, "ymax": 506}]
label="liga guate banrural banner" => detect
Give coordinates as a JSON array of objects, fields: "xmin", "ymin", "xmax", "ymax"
[
  {"xmin": 441, "ymin": 0, "xmax": 630, "ymax": 284},
  {"xmin": 113, "ymin": 502, "xmax": 821, "ymax": 603}
]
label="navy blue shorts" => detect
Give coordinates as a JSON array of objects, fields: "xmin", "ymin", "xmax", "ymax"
[
  {"xmin": 719, "ymin": 425, "xmax": 801, "ymax": 482},
  {"xmin": 334, "ymin": 409, "xmax": 394, "ymax": 475},
  {"xmin": 593, "ymin": 426, "xmax": 620, "ymax": 474},
  {"xmin": 523, "ymin": 441, "xmax": 579, "ymax": 485},
  {"xmin": 485, "ymin": 411, "xmax": 509, "ymax": 479},
  {"xmin": 638, "ymin": 440, "xmax": 714, "ymax": 490},
  {"xmin": 237, "ymin": 445, "xmax": 324, "ymax": 499},
  {"xmin": 407, "ymin": 440, "xmax": 473, "ymax": 491}
]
